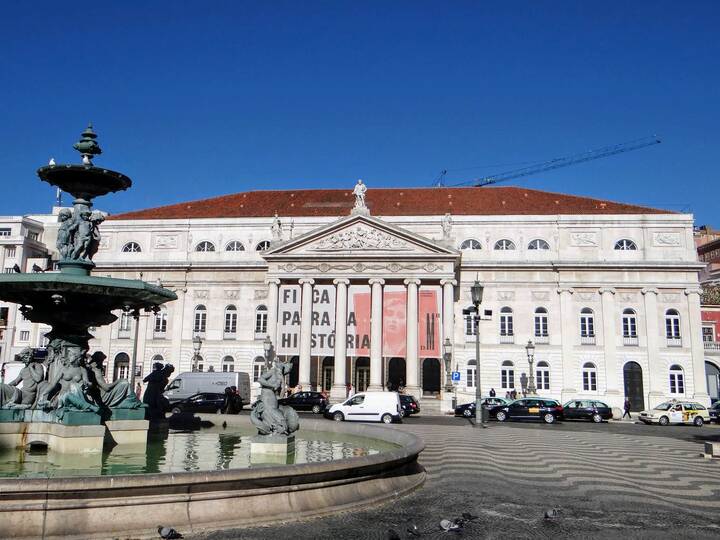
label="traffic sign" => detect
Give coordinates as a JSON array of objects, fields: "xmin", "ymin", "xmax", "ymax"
[{"xmin": 451, "ymin": 371, "xmax": 461, "ymax": 382}]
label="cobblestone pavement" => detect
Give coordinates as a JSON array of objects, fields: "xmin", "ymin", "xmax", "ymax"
[{"xmin": 199, "ymin": 418, "xmax": 720, "ymax": 540}]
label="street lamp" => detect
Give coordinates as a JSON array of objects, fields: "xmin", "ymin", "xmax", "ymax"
[
  {"xmin": 443, "ymin": 337, "xmax": 453, "ymax": 391},
  {"xmin": 192, "ymin": 334, "xmax": 203, "ymax": 372},
  {"xmin": 525, "ymin": 339, "xmax": 536, "ymax": 395},
  {"xmin": 471, "ymin": 280, "xmax": 485, "ymax": 428}
]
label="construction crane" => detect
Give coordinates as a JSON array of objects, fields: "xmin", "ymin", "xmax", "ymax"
[{"xmin": 435, "ymin": 136, "xmax": 661, "ymax": 187}]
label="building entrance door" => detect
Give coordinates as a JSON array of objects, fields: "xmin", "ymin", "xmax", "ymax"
[
  {"xmin": 623, "ymin": 361, "xmax": 644, "ymax": 411},
  {"xmin": 387, "ymin": 357, "xmax": 406, "ymax": 391},
  {"xmin": 356, "ymin": 368, "xmax": 370, "ymax": 392},
  {"xmin": 322, "ymin": 366, "xmax": 333, "ymax": 392},
  {"xmin": 422, "ymin": 358, "xmax": 441, "ymax": 397}
]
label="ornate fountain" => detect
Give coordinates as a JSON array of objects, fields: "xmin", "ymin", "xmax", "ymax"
[{"xmin": 0, "ymin": 125, "xmax": 176, "ymax": 452}]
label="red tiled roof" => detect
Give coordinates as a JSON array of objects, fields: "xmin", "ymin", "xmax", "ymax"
[{"xmin": 110, "ymin": 186, "xmax": 670, "ymax": 220}]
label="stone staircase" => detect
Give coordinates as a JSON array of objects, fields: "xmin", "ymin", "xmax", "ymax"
[{"xmin": 418, "ymin": 397, "xmax": 447, "ymax": 416}]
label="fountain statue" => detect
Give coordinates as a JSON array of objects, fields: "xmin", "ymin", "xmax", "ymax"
[{"xmin": 0, "ymin": 125, "xmax": 176, "ymax": 452}]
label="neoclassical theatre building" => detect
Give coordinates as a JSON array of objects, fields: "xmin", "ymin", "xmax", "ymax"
[{"xmin": 82, "ymin": 184, "xmax": 709, "ymax": 411}]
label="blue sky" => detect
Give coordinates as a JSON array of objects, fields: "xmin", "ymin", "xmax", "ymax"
[{"xmin": 2, "ymin": 1, "xmax": 718, "ymax": 224}]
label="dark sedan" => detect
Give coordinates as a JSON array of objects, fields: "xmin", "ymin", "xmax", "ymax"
[
  {"xmin": 489, "ymin": 398, "xmax": 564, "ymax": 424},
  {"xmin": 709, "ymin": 402, "xmax": 720, "ymax": 424},
  {"xmin": 562, "ymin": 399, "xmax": 613, "ymax": 423},
  {"xmin": 278, "ymin": 391, "xmax": 329, "ymax": 414},
  {"xmin": 454, "ymin": 397, "xmax": 510, "ymax": 418},
  {"xmin": 400, "ymin": 395, "xmax": 420, "ymax": 417},
  {"xmin": 170, "ymin": 392, "xmax": 225, "ymax": 415}
]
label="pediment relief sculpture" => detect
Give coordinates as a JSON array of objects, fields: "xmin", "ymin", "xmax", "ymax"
[{"xmin": 311, "ymin": 225, "xmax": 410, "ymax": 251}]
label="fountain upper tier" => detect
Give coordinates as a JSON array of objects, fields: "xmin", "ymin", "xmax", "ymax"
[{"xmin": 37, "ymin": 164, "xmax": 131, "ymax": 201}]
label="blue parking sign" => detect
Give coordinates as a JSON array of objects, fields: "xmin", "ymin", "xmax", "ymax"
[{"xmin": 451, "ymin": 371, "xmax": 461, "ymax": 382}]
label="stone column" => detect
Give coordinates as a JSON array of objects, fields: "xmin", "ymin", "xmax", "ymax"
[
  {"xmin": 686, "ymin": 288, "xmax": 710, "ymax": 404},
  {"xmin": 367, "ymin": 278, "xmax": 385, "ymax": 391},
  {"xmin": 642, "ymin": 288, "xmax": 663, "ymax": 406},
  {"xmin": 599, "ymin": 287, "xmax": 620, "ymax": 399},
  {"xmin": 298, "ymin": 278, "xmax": 314, "ymax": 388},
  {"xmin": 265, "ymin": 279, "xmax": 281, "ymax": 346},
  {"xmin": 557, "ymin": 287, "xmax": 576, "ymax": 402},
  {"xmin": 331, "ymin": 278, "xmax": 350, "ymax": 401},
  {"xmin": 404, "ymin": 278, "xmax": 421, "ymax": 396},
  {"xmin": 440, "ymin": 279, "xmax": 457, "ymax": 389}
]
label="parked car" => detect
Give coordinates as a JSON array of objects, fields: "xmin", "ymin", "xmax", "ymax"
[
  {"xmin": 325, "ymin": 391, "xmax": 402, "ymax": 424},
  {"xmin": 639, "ymin": 401, "xmax": 710, "ymax": 426},
  {"xmin": 278, "ymin": 391, "xmax": 329, "ymax": 414},
  {"xmin": 399, "ymin": 395, "xmax": 420, "ymax": 417},
  {"xmin": 489, "ymin": 398, "xmax": 564, "ymax": 424},
  {"xmin": 562, "ymin": 399, "xmax": 613, "ymax": 423},
  {"xmin": 454, "ymin": 397, "xmax": 510, "ymax": 418},
  {"xmin": 165, "ymin": 371, "xmax": 251, "ymax": 406},
  {"xmin": 709, "ymin": 402, "xmax": 720, "ymax": 424},
  {"xmin": 170, "ymin": 392, "xmax": 226, "ymax": 415}
]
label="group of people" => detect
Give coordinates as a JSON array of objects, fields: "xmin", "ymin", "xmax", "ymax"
[{"xmin": 221, "ymin": 386, "xmax": 243, "ymax": 414}]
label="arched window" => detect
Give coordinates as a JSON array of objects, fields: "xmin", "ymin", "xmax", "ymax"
[
  {"xmin": 255, "ymin": 305, "xmax": 268, "ymax": 334},
  {"xmin": 255, "ymin": 240, "xmax": 271, "ymax": 252},
  {"xmin": 622, "ymin": 308, "xmax": 637, "ymax": 338},
  {"xmin": 494, "ymin": 239, "xmax": 516, "ymax": 251},
  {"xmin": 195, "ymin": 241, "xmax": 215, "ymax": 252},
  {"xmin": 113, "ymin": 352, "xmax": 130, "ymax": 381},
  {"xmin": 225, "ymin": 240, "xmax": 245, "ymax": 252},
  {"xmin": 464, "ymin": 305, "xmax": 477, "ymax": 336},
  {"xmin": 669, "ymin": 365, "xmax": 684, "ymax": 394},
  {"xmin": 460, "ymin": 239, "xmax": 482, "ymax": 251},
  {"xmin": 193, "ymin": 305, "xmax": 207, "ymax": 333},
  {"xmin": 536, "ymin": 360, "xmax": 550, "ymax": 391},
  {"xmin": 534, "ymin": 307, "xmax": 548, "ymax": 338},
  {"xmin": 122, "ymin": 242, "xmax": 142, "ymax": 253},
  {"xmin": 224, "ymin": 305, "xmax": 237, "ymax": 335},
  {"xmin": 501, "ymin": 360, "xmax": 515, "ymax": 389},
  {"xmin": 151, "ymin": 354, "xmax": 164, "ymax": 364},
  {"xmin": 527, "ymin": 239, "xmax": 550, "ymax": 250},
  {"xmin": 580, "ymin": 308, "xmax": 595, "ymax": 342},
  {"xmin": 222, "ymin": 355, "xmax": 235, "ymax": 373},
  {"xmin": 195, "ymin": 355, "xmax": 204, "ymax": 372},
  {"xmin": 582, "ymin": 362, "xmax": 597, "ymax": 391},
  {"xmin": 499, "ymin": 307, "xmax": 513, "ymax": 336},
  {"xmin": 614, "ymin": 239, "xmax": 637, "ymax": 251},
  {"xmin": 119, "ymin": 311, "xmax": 132, "ymax": 333},
  {"xmin": 466, "ymin": 359, "xmax": 476, "ymax": 388},
  {"xmin": 665, "ymin": 309, "xmax": 681, "ymax": 339},
  {"xmin": 253, "ymin": 356, "xmax": 265, "ymax": 382},
  {"xmin": 154, "ymin": 308, "xmax": 167, "ymax": 335}
]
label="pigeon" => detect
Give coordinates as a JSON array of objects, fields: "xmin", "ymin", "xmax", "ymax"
[
  {"xmin": 461, "ymin": 512, "xmax": 479, "ymax": 522},
  {"xmin": 158, "ymin": 525, "xmax": 183, "ymax": 539},
  {"xmin": 82, "ymin": 155, "xmax": 91, "ymax": 165},
  {"xmin": 32, "ymin": 264, "xmax": 43, "ymax": 273},
  {"xmin": 48, "ymin": 157, "xmax": 56, "ymax": 166},
  {"xmin": 222, "ymin": 421, "xmax": 227, "ymax": 428},
  {"xmin": 12, "ymin": 264, "xmax": 21, "ymax": 273},
  {"xmin": 544, "ymin": 508, "xmax": 561, "ymax": 520},
  {"xmin": 386, "ymin": 529, "xmax": 401, "ymax": 540},
  {"xmin": 407, "ymin": 522, "xmax": 422, "ymax": 536},
  {"xmin": 156, "ymin": 278, "xmax": 163, "ymax": 287},
  {"xmin": 439, "ymin": 519, "xmax": 462, "ymax": 532}
]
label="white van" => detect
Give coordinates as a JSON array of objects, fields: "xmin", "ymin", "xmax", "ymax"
[
  {"xmin": 325, "ymin": 392, "xmax": 402, "ymax": 424},
  {"xmin": 164, "ymin": 371, "xmax": 251, "ymax": 405}
]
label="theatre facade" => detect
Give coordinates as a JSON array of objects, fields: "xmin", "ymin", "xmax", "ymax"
[{"xmin": 86, "ymin": 184, "xmax": 710, "ymax": 411}]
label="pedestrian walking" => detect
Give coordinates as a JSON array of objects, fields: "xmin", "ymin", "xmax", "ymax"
[
  {"xmin": 135, "ymin": 382, "xmax": 142, "ymax": 399},
  {"xmin": 489, "ymin": 388, "xmax": 496, "ymax": 397},
  {"xmin": 622, "ymin": 397, "xmax": 632, "ymax": 420},
  {"xmin": 348, "ymin": 384, "xmax": 355, "ymax": 398}
]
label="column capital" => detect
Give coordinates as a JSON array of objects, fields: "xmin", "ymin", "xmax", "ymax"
[
  {"xmin": 641, "ymin": 287, "xmax": 659, "ymax": 296},
  {"xmin": 368, "ymin": 278, "xmax": 385, "ymax": 286},
  {"xmin": 440, "ymin": 278, "xmax": 458, "ymax": 286},
  {"xmin": 403, "ymin": 278, "xmax": 421, "ymax": 286},
  {"xmin": 684, "ymin": 287, "xmax": 703, "ymax": 297},
  {"xmin": 556, "ymin": 287, "xmax": 575, "ymax": 295},
  {"xmin": 265, "ymin": 278, "xmax": 281, "ymax": 285},
  {"xmin": 298, "ymin": 278, "xmax": 315, "ymax": 286},
  {"xmin": 598, "ymin": 287, "xmax": 616, "ymax": 295},
  {"xmin": 333, "ymin": 278, "xmax": 350, "ymax": 286}
]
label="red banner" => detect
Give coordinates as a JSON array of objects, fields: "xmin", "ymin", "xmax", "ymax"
[
  {"xmin": 382, "ymin": 287, "xmax": 407, "ymax": 357},
  {"xmin": 418, "ymin": 287, "xmax": 441, "ymax": 358}
]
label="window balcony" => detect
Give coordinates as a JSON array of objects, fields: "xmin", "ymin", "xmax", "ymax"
[
  {"xmin": 118, "ymin": 329, "xmax": 132, "ymax": 339},
  {"xmin": 499, "ymin": 334, "xmax": 515, "ymax": 344},
  {"xmin": 224, "ymin": 331, "xmax": 237, "ymax": 340},
  {"xmin": 534, "ymin": 335, "xmax": 549, "ymax": 344},
  {"xmin": 666, "ymin": 337, "xmax": 682, "ymax": 348},
  {"xmin": 254, "ymin": 332, "xmax": 268, "ymax": 340},
  {"xmin": 153, "ymin": 331, "xmax": 167, "ymax": 340},
  {"xmin": 623, "ymin": 336, "xmax": 639, "ymax": 346},
  {"xmin": 580, "ymin": 335, "xmax": 596, "ymax": 345},
  {"xmin": 703, "ymin": 341, "xmax": 720, "ymax": 351}
]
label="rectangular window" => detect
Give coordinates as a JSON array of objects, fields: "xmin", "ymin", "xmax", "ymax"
[
  {"xmin": 702, "ymin": 326, "xmax": 715, "ymax": 342},
  {"xmin": 119, "ymin": 313, "xmax": 132, "ymax": 332},
  {"xmin": 5, "ymin": 246, "xmax": 15, "ymax": 258},
  {"xmin": 622, "ymin": 316, "xmax": 637, "ymax": 337},
  {"xmin": 580, "ymin": 316, "xmax": 595, "ymax": 337},
  {"xmin": 0, "ymin": 228, "xmax": 11, "ymax": 237},
  {"xmin": 465, "ymin": 314, "xmax": 477, "ymax": 336},
  {"xmin": 19, "ymin": 330, "xmax": 30, "ymax": 342},
  {"xmin": 225, "ymin": 312, "xmax": 238, "ymax": 333},
  {"xmin": 669, "ymin": 373, "xmax": 685, "ymax": 394},
  {"xmin": 536, "ymin": 370, "xmax": 550, "ymax": 390},
  {"xmin": 665, "ymin": 318, "xmax": 680, "ymax": 338},
  {"xmin": 27, "ymin": 231, "xmax": 39, "ymax": 241},
  {"xmin": 534, "ymin": 316, "xmax": 548, "ymax": 337},
  {"xmin": 253, "ymin": 363, "xmax": 263, "ymax": 382},
  {"xmin": 501, "ymin": 368, "xmax": 514, "ymax": 389},
  {"xmin": 255, "ymin": 312, "xmax": 267, "ymax": 334},
  {"xmin": 583, "ymin": 371, "xmax": 597, "ymax": 391},
  {"xmin": 154, "ymin": 313, "xmax": 167, "ymax": 333},
  {"xmin": 466, "ymin": 368, "xmax": 475, "ymax": 388},
  {"xmin": 499, "ymin": 315, "xmax": 513, "ymax": 336},
  {"xmin": 194, "ymin": 312, "xmax": 207, "ymax": 333}
]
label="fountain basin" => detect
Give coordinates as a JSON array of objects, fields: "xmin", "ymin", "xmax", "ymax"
[
  {"xmin": 0, "ymin": 415, "xmax": 425, "ymax": 540},
  {"xmin": 37, "ymin": 164, "xmax": 131, "ymax": 200}
]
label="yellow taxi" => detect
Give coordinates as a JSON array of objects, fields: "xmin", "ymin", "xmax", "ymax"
[{"xmin": 639, "ymin": 400, "xmax": 710, "ymax": 427}]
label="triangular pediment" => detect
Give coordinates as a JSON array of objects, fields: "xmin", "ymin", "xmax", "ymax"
[{"xmin": 263, "ymin": 214, "xmax": 457, "ymax": 258}]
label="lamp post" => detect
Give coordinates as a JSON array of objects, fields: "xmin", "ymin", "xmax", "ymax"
[
  {"xmin": 192, "ymin": 334, "xmax": 203, "ymax": 372},
  {"xmin": 525, "ymin": 339, "xmax": 536, "ymax": 395},
  {"xmin": 443, "ymin": 337, "xmax": 453, "ymax": 391},
  {"xmin": 471, "ymin": 280, "xmax": 485, "ymax": 428}
]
